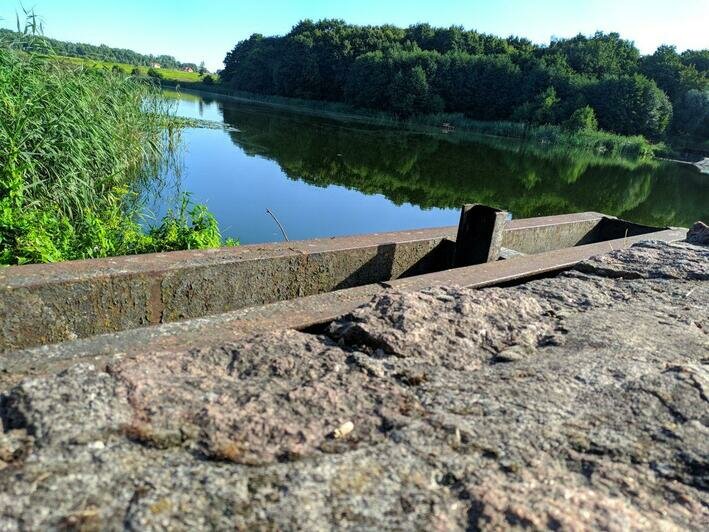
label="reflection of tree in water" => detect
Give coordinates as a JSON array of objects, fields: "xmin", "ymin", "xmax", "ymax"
[{"xmin": 220, "ymin": 104, "xmax": 708, "ymax": 227}]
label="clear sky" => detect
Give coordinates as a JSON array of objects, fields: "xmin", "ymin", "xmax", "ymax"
[{"xmin": 1, "ymin": 0, "xmax": 707, "ymax": 71}]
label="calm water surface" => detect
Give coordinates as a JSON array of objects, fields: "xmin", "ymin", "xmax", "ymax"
[{"xmin": 148, "ymin": 90, "xmax": 708, "ymax": 244}]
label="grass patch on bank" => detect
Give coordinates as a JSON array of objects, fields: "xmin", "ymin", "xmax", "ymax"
[
  {"xmin": 0, "ymin": 38, "xmax": 233, "ymax": 265},
  {"xmin": 57, "ymin": 55, "xmax": 203, "ymax": 82}
]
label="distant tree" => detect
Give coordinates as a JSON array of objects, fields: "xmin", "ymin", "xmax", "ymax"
[
  {"xmin": 587, "ymin": 75, "xmax": 672, "ymax": 137},
  {"xmin": 680, "ymin": 49, "xmax": 709, "ymax": 74},
  {"xmin": 533, "ymin": 86, "xmax": 561, "ymax": 124},
  {"xmin": 218, "ymin": 21, "xmax": 706, "ymax": 138},
  {"xmin": 0, "ymin": 28, "xmax": 194, "ymax": 70},
  {"xmin": 198, "ymin": 61, "xmax": 207, "ymax": 75},
  {"xmin": 547, "ymin": 32, "xmax": 640, "ymax": 77},
  {"xmin": 389, "ymin": 66, "xmax": 431, "ymax": 116},
  {"xmin": 131, "ymin": 67, "xmax": 141, "ymax": 76},
  {"xmin": 640, "ymin": 45, "xmax": 705, "ymax": 101},
  {"xmin": 202, "ymin": 74, "xmax": 215, "ymax": 85},
  {"xmin": 111, "ymin": 65, "xmax": 125, "ymax": 75},
  {"xmin": 671, "ymin": 89, "xmax": 709, "ymax": 135}
]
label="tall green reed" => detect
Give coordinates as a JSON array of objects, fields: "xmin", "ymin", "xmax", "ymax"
[{"xmin": 0, "ymin": 12, "xmax": 232, "ymax": 264}]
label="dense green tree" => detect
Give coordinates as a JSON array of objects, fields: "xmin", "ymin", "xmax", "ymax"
[
  {"xmin": 586, "ymin": 75, "xmax": 672, "ymax": 137},
  {"xmin": 219, "ymin": 21, "xmax": 706, "ymax": 138},
  {"xmin": 547, "ymin": 32, "xmax": 640, "ymax": 77},
  {"xmin": 531, "ymin": 86, "xmax": 561, "ymax": 124},
  {"xmin": 671, "ymin": 89, "xmax": 709, "ymax": 136},
  {"xmin": 389, "ymin": 65, "xmax": 443, "ymax": 116},
  {"xmin": 434, "ymin": 53, "xmax": 523, "ymax": 119},
  {"xmin": 640, "ymin": 45, "xmax": 706, "ymax": 101},
  {"xmin": 680, "ymin": 49, "xmax": 709, "ymax": 74}
]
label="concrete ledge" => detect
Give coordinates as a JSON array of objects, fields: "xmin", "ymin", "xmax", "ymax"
[{"xmin": 0, "ymin": 212, "xmax": 608, "ymax": 352}]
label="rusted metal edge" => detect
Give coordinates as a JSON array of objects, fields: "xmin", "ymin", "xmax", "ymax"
[
  {"xmin": 0, "ymin": 228, "xmax": 685, "ymax": 383},
  {"xmin": 0, "ymin": 212, "xmax": 606, "ymax": 287},
  {"xmin": 0, "ymin": 211, "xmax": 656, "ymax": 352},
  {"xmin": 389, "ymin": 228, "xmax": 685, "ymax": 291}
]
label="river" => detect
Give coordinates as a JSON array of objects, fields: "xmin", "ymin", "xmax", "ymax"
[{"xmin": 147, "ymin": 89, "xmax": 708, "ymax": 244}]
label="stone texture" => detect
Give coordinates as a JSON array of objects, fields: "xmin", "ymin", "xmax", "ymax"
[
  {"xmin": 108, "ymin": 332, "xmax": 420, "ymax": 464},
  {"xmin": 687, "ymin": 221, "xmax": 709, "ymax": 246},
  {"xmin": 0, "ymin": 239, "xmax": 707, "ymax": 530},
  {"xmin": 575, "ymin": 239, "xmax": 709, "ymax": 280}
]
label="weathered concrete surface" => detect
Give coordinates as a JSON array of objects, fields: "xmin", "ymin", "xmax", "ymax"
[{"xmin": 0, "ymin": 239, "xmax": 707, "ymax": 530}]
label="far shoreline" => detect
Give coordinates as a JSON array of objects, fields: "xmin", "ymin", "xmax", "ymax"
[{"xmin": 160, "ymin": 79, "xmax": 661, "ymax": 164}]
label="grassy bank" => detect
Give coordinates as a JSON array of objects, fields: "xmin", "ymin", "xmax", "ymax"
[
  {"xmin": 165, "ymin": 79, "xmax": 658, "ymax": 161},
  {"xmin": 57, "ymin": 55, "xmax": 204, "ymax": 82},
  {"xmin": 0, "ymin": 43, "xmax": 233, "ymax": 265}
]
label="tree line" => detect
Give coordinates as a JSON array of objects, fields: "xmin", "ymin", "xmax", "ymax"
[
  {"xmin": 0, "ymin": 28, "xmax": 198, "ymax": 71},
  {"xmin": 219, "ymin": 20, "xmax": 709, "ymax": 139}
]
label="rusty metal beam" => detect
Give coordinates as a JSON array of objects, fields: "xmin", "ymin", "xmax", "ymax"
[
  {"xmin": 1, "ymin": 227, "xmax": 685, "ymax": 383},
  {"xmin": 0, "ymin": 211, "xmax": 650, "ymax": 352}
]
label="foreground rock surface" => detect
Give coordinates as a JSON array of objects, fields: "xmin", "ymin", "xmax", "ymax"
[{"xmin": 0, "ymin": 240, "xmax": 707, "ymax": 530}]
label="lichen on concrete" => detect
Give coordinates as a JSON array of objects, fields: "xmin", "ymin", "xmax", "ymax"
[{"xmin": 0, "ymin": 238, "xmax": 707, "ymax": 530}]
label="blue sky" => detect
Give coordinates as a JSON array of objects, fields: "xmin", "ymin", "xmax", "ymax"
[{"xmin": 2, "ymin": 1, "xmax": 707, "ymax": 71}]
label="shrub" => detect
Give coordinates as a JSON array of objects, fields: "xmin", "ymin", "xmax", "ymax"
[
  {"xmin": 563, "ymin": 106, "xmax": 598, "ymax": 132},
  {"xmin": 147, "ymin": 67, "xmax": 163, "ymax": 79}
]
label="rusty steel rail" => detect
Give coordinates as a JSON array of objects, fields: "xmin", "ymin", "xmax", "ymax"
[
  {"xmin": 0, "ymin": 227, "xmax": 685, "ymax": 378},
  {"xmin": 0, "ymin": 212, "xmax": 667, "ymax": 352}
]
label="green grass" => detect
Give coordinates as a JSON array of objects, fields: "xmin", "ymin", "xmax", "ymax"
[
  {"xmin": 0, "ymin": 38, "xmax": 234, "ymax": 265},
  {"xmin": 57, "ymin": 55, "xmax": 204, "ymax": 82}
]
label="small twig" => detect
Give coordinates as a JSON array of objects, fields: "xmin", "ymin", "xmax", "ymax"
[{"xmin": 265, "ymin": 208, "xmax": 289, "ymax": 241}]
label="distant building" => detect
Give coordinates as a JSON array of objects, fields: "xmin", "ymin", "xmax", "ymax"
[
  {"xmin": 182, "ymin": 67, "xmax": 194, "ymax": 73},
  {"xmin": 150, "ymin": 62, "xmax": 161, "ymax": 69}
]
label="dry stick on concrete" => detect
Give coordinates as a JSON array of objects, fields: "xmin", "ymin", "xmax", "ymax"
[{"xmin": 265, "ymin": 208, "xmax": 289, "ymax": 242}]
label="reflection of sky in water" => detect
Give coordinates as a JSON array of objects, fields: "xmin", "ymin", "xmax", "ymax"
[
  {"xmin": 168, "ymin": 93, "xmax": 225, "ymax": 123},
  {"xmin": 149, "ymin": 95, "xmax": 458, "ymax": 244},
  {"xmin": 146, "ymin": 91, "xmax": 708, "ymax": 243}
]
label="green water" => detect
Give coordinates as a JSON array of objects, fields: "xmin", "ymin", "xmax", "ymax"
[{"xmin": 156, "ymin": 90, "xmax": 708, "ymax": 244}]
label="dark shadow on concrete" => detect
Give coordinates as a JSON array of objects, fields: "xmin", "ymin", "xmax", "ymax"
[
  {"xmin": 576, "ymin": 217, "xmax": 665, "ymax": 246},
  {"xmin": 332, "ymin": 240, "xmax": 455, "ymax": 291},
  {"xmin": 332, "ymin": 243, "xmax": 397, "ymax": 291},
  {"xmin": 399, "ymin": 239, "xmax": 456, "ymax": 277}
]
